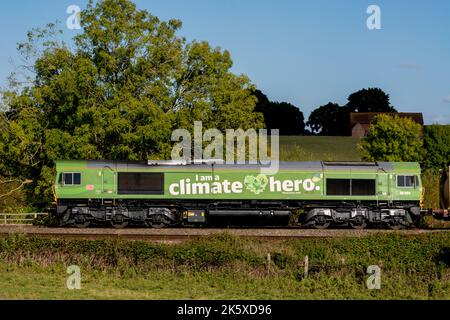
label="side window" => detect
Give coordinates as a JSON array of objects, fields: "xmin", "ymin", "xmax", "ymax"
[
  {"xmin": 118, "ymin": 172, "xmax": 164, "ymax": 195},
  {"xmin": 352, "ymin": 179, "xmax": 376, "ymax": 196},
  {"xmin": 326, "ymin": 179, "xmax": 376, "ymax": 196},
  {"xmin": 326, "ymin": 179, "xmax": 351, "ymax": 196},
  {"xmin": 414, "ymin": 175, "xmax": 420, "ymax": 187},
  {"xmin": 64, "ymin": 173, "xmax": 73, "ymax": 185},
  {"xmin": 397, "ymin": 175, "xmax": 415, "ymax": 188},
  {"xmin": 63, "ymin": 173, "xmax": 81, "ymax": 186},
  {"xmin": 73, "ymin": 173, "xmax": 81, "ymax": 185}
]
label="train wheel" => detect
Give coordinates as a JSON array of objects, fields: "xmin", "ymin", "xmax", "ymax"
[
  {"xmin": 387, "ymin": 222, "xmax": 404, "ymax": 230},
  {"xmin": 314, "ymin": 222, "xmax": 330, "ymax": 229},
  {"xmin": 146, "ymin": 214, "xmax": 171, "ymax": 228},
  {"xmin": 148, "ymin": 222, "xmax": 166, "ymax": 228},
  {"xmin": 350, "ymin": 222, "xmax": 367, "ymax": 229},
  {"xmin": 73, "ymin": 215, "xmax": 91, "ymax": 228},
  {"xmin": 350, "ymin": 217, "xmax": 368, "ymax": 229},
  {"xmin": 110, "ymin": 220, "xmax": 129, "ymax": 229},
  {"xmin": 312, "ymin": 217, "xmax": 330, "ymax": 229},
  {"xmin": 110, "ymin": 214, "xmax": 129, "ymax": 229}
]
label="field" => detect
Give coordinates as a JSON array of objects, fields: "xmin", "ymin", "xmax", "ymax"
[
  {"xmin": 279, "ymin": 136, "xmax": 362, "ymax": 161},
  {"xmin": 0, "ymin": 234, "xmax": 449, "ymax": 299}
]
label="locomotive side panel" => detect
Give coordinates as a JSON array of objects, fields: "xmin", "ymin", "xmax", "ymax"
[{"xmin": 54, "ymin": 160, "xmax": 422, "ymax": 228}]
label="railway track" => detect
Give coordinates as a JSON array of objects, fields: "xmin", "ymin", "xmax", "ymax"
[{"xmin": 0, "ymin": 225, "xmax": 448, "ymax": 243}]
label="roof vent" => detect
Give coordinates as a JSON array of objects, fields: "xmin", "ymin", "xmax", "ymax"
[
  {"xmin": 147, "ymin": 160, "xmax": 188, "ymax": 166},
  {"xmin": 147, "ymin": 159, "xmax": 225, "ymax": 166},
  {"xmin": 322, "ymin": 161, "xmax": 377, "ymax": 166}
]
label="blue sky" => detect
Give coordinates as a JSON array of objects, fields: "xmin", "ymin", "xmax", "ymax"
[{"xmin": 0, "ymin": 0, "xmax": 449, "ymax": 124}]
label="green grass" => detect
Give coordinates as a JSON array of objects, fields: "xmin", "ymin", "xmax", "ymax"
[
  {"xmin": 279, "ymin": 136, "xmax": 362, "ymax": 161},
  {"xmin": 0, "ymin": 234, "xmax": 449, "ymax": 299},
  {"xmin": 1, "ymin": 264, "xmax": 448, "ymax": 300}
]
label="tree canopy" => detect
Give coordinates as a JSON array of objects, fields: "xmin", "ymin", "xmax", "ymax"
[
  {"xmin": 306, "ymin": 103, "xmax": 349, "ymax": 136},
  {"xmin": 358, "ymin": 114, "xmax": 423, "ymax": 162},
  {"xmin": 253, "ymin": 90, "xmax": 305, "ymax": 135},
  {"xmin": 422, "ymin": 125, "xmax": 450, "ymax": 170},
  {"xmin": 0, "ymin": 0, "xmax": 264, "ymax": 206},
  {"xmin": 307, "ymin": 88, "xmax": 397, "ymax": 135},
  {"xmin": 346, "ymin": 88, "xmax": 396, "ymax": 113}
]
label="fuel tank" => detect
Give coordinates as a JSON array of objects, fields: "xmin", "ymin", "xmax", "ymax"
[{"xmin": 208, "ymin": 210, "xmax": 291, "ymax": 226}]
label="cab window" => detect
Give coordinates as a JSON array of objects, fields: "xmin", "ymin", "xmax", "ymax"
[
  {"xmin": 62, "ymin": 173, "xmax": 81, "ymax": 186},
  {"xmin": 397, "ymin": 175, "xmax": 416, "ymax": 188}
]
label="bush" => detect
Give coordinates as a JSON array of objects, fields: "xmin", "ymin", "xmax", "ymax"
[
  {"xmin": 422, "ymin": 125, "xmax": 450, "ymax": 170},
  {"xmin": 359, "ymin": 114, "xmax": 423, "ymax": 162},
  {"xmin": 1, "ymin": 233, "xmax": 449, "ymax": 277}
]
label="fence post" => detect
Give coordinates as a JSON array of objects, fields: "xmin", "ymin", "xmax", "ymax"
[{"xmin": 304, "ymin": 255, "xmax": 309, "ymax": 279}]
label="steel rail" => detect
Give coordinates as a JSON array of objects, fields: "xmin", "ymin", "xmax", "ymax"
[{"xmin": 0, "ymin": 225, "xmax": 448, "ymax": 243}]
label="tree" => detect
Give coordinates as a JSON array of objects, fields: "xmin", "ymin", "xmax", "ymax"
[
  {"xmin": 358, "ymin": 114, "xmax": 423, "ymax": 162},
  {"xmin": 307, "ymin": 88, "xmax": 398, "ymax": 136},
  {"xmin": 0, "ymin": 0, "xmax": 264, "ymax": 207},
  {"xmin": 253, "ymin": 90, "xmax": 271, "ymax": 111},
  {"xmin": 346, "ymin": 88, "xmax": 396, "ymax": 113},
  {"xmin": 306, "ymin": 103, "xmax": 349, "ymax": 136},
  {"xmin": 253, "ymin": 90, "xmax": 305, "ymax": 135},
  {"xmin": 422, "ymin": 125, "xmax": 450, "ymax": 170}
]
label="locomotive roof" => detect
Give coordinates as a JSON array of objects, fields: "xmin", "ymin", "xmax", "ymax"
[{"xmin": 55, "ymin": 160, "xmax": 421, "ymax": 172}]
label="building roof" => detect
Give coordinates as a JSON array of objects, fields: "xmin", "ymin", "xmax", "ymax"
[{"xmin": 350, "ymin": 112, "xmax": 424, "ymax": 128}]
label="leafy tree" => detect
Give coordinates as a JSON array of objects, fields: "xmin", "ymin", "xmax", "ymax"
[
  {"xmin": 346, "ymin": 88, "xmax": 397, "ymax": 113},
  {"xmin": 253, "ymin": 90, "xmax": 305, "ymax": 135},
  {"xmin": 358, "ymin": 114, "xmax": 423, "ymax": 162},
  {"xmin": 0, "ymin": 0, "xmax": 264, "ymax": 207},
  {"xmin": 422, "ymin": 125, "xmax": 450, "ymax": 170},
  {"xmin": 253, "ymin": 89, "xmax": 271, "ymax": 112},
  {"xmin": 306, "ymin": 103, "xmax": 349, "ymax": 136},
  {"xmin": 307, "ymin": 88, "xmax": 397, "ymax": 136}
]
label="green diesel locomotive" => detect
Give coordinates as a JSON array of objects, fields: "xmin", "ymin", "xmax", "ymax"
[{"xmin": 53, "ymin": 160, "xmax": 424, "ymax": 229}]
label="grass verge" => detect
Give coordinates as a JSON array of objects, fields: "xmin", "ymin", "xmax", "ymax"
[{"xmin": 0, "ymin": 233, "xmax": 449, "ymax": 299}]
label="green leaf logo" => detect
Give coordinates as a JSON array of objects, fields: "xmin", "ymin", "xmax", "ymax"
[
  {"xmin": 244, "ymin": 174, "xmax": 269, "ymax": 195},
  {"xmin": 312, "ymin": 173, "xmax": 322, "ymax": 183}
]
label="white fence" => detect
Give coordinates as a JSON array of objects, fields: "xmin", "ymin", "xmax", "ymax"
[{"xmin": 0, "ymin": 213, "xmax": 47, "ymax": 225}]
